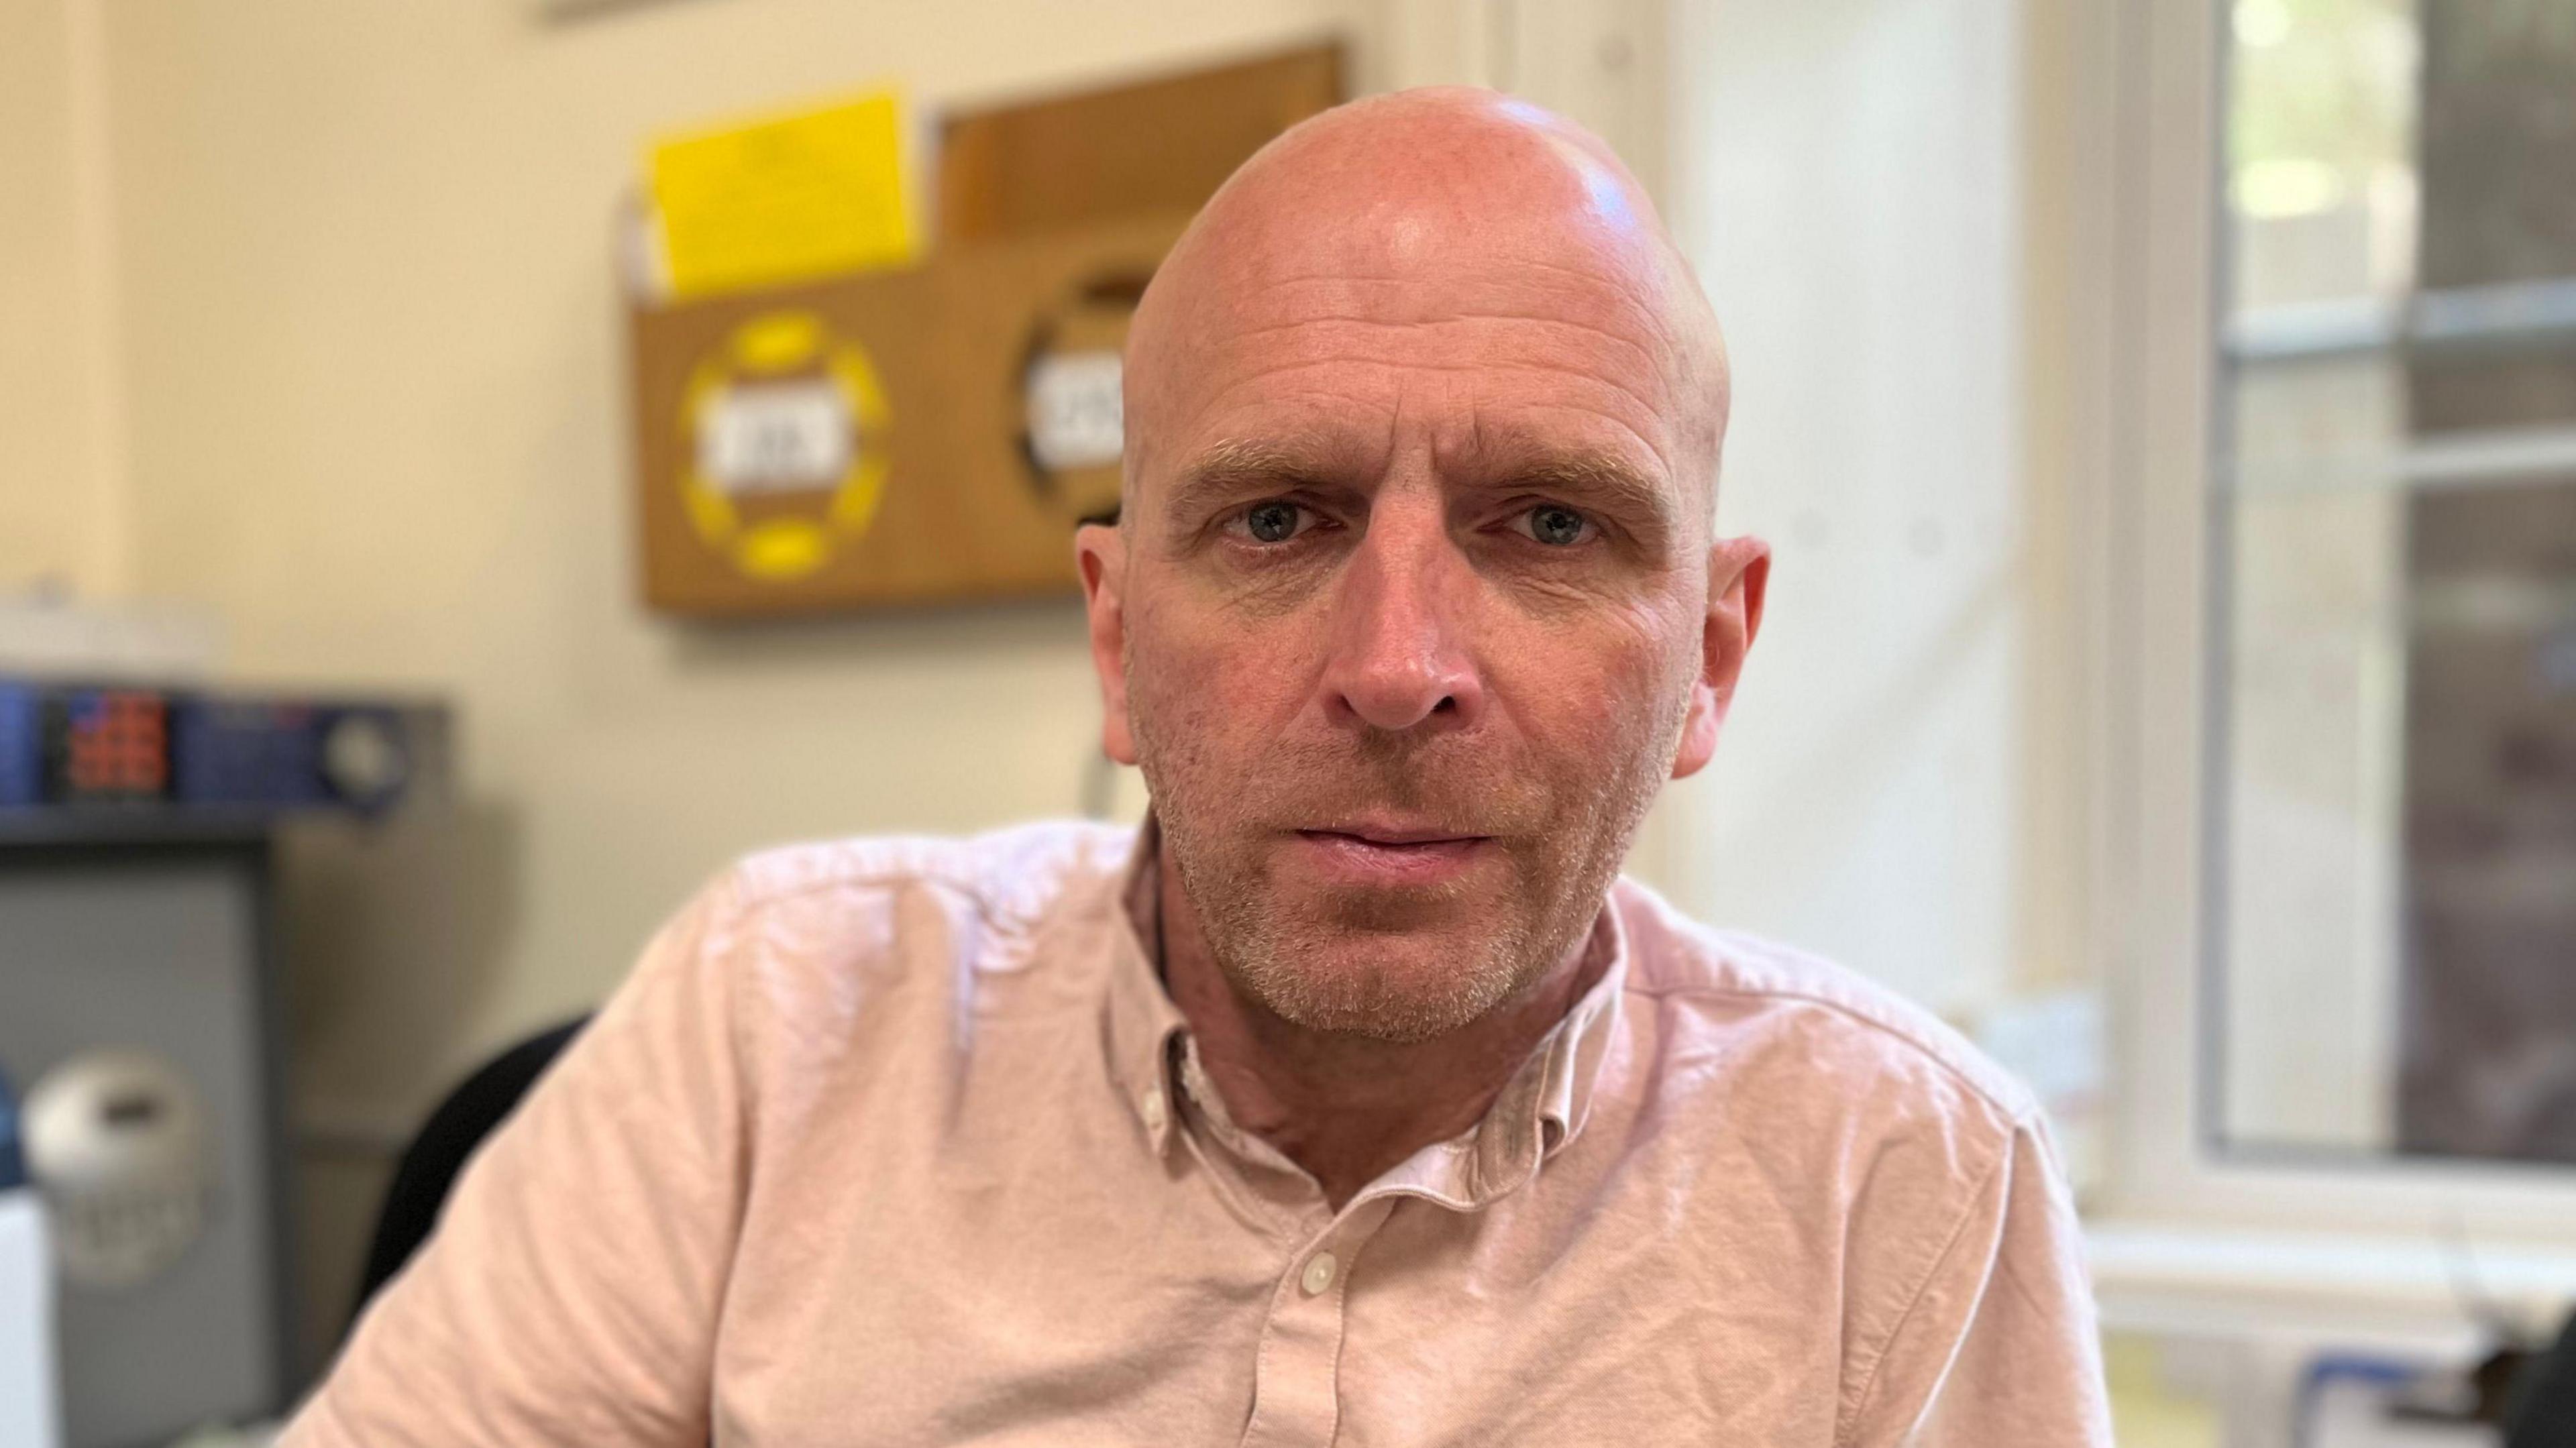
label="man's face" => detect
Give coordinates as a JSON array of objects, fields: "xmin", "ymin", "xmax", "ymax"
[{"xmin": 1082, "ymin": 117, "xmax": 1757, "ymax": 1043}]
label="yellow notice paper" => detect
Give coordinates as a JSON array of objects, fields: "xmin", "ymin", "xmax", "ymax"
[{"xmin": 649, "ymin": 91, "xmax": 916, "ymax": 300}]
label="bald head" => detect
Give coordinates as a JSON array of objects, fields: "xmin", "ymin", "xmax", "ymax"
[{"xmin": 1122, "ymin": 87, "xmax": 1730, "ymax": 526}]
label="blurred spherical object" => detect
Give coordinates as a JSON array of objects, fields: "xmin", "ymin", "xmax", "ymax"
[{"xmin": 23, "ymin": 1050, "xmax": 213, "ymax": 1290}]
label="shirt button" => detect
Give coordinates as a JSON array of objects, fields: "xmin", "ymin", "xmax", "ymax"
[
  {"xmin": 1142, "ymin": 1089, "xmax": 1167, "ymax": 1131},
  {"xmin": 1301, "ymin": 1251, "xmax": 1338, "ymax": 1296}
]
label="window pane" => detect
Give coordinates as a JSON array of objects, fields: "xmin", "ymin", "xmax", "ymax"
[
  {"xmin": 2215, "ymin": 0, "xmax": 2576, "ymax": 1162},
  {"xmin": 2398, "ymin": 479, "xmax": 2576, "ymax": 1160}
]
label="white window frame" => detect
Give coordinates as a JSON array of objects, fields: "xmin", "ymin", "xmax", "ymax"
[{"xmin": 2098, "ymin": 0, "xmax": 2576, "ymax": 1254}]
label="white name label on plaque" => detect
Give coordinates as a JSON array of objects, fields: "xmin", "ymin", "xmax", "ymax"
[
  {"xmin": 700, "ymin": 380, "xmax": 855, "ymax": 494},
  {"xmin": 1027, "ymin": 351, "xmax": 1126, "ymax": 472}
]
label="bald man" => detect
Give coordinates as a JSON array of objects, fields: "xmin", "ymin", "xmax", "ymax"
[{"xmin": 288, "ymin": 91, "xmax": 2110, "ymax": 1446}]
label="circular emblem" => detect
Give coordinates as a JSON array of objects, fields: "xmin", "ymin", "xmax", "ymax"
[
  {"xmin": 1017, "ymin": 271, "xmax": 1153, "ymax": 526},
  {"xmin": 678, "ymin": 311, "xmax": 892, "ymax": 581}
]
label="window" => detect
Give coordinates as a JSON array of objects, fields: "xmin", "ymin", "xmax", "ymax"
[{"xmin": 2212, "ymin": 0, "xmax": 2576, "ymax": 1166}]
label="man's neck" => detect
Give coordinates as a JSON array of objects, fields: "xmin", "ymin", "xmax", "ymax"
[{"xmin": 1152, "ymin": 846, "xmax": 1608, "ymax": 1211}]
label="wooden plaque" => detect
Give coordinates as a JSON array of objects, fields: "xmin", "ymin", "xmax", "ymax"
[
  {"xmin": 630, "ymin": 42, "xmax": 1346, "ymax": 618},
  {"xmin": 630, "ymin": 211, "xmax": 1191, "ymax": 617},
  {"xmin": 938, "ymin": 43, "xmax": 1344, "ymax": 245}
]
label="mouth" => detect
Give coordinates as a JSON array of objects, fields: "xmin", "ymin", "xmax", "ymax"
[
  {"xmin": 1289, "ymin": 823, "xmax": 1495, "ymax": 887},
  {"xmin": 1300, "ymin": 822, "xmax": 1485, "ymax": 847}
]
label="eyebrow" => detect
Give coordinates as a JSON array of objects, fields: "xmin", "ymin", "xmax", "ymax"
[
  {"xmin": 1487, "ymin": 449, "xmax": 1676, "ymax": 534},
  {"xmin": 1158, "ymin": 436, "xmax": 1682, "ymax": 541},
  {"xmin": 1159, "ymin": 439, "xmax": 1354, "ymax": 530}
]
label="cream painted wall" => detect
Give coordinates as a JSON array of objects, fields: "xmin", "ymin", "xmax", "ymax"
[
  {"xmin": 0, "ymin": 0, "xmax": 125, "ymax": 597},
  {"xmin": 1652, "ymin": 0, "xmax": 2099, "ymax": 1023}
]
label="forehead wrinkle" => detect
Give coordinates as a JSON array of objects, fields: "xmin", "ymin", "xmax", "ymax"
[
  {"xmin": 1234, "ymin": 263, "xmax": 1683, "ymax": 355},
  {"xmin": 1197, "ymin": 266, "xmax": 1699, "ymax": 445},
  {"xmin": 1485, "ymin": 404, "xmax": 1687, "ymax": 516},
  {"xmin": 1223, "ymin": 225, "xmax": 1699, "ymax": 362},
  {"xmin": 1194, "ymin": 353, "xmax": 1680, "ymax": 451},
  {"xmin": 1481, "ymin": 254, "xmax": 1690, "ymax": 351},
  {"xmin": 1220, "ymin": 310, "xmax": 1669, "ymax": 391},
  {"xmin": 1170, "ymin": 355, "xmax": 1683, "ymax": 514}
]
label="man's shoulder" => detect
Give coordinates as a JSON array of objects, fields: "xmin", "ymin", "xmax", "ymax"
[
  {"xmin": 1608, "ymin": 877, "xmax": 2041, "ymax": 1131},
  {"xmin": 718, "ymin": 819, "xmax": 1137, "ymax": 922},
  {"xmin": 673, "ymin": 821, "xmax": 1136, "ymax": 992}
]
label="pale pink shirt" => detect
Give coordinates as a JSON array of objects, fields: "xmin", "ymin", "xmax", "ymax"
[{"xmin": 286, "ymin": 821, "xmax": 2110, "ymax": 1445}]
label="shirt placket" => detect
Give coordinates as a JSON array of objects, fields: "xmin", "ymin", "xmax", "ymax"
[{"xmin": 1236, "ymin": 1193, "xmax": 1400, "ymax": 1448}]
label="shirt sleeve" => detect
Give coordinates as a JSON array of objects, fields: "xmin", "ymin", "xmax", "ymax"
[
  {"xmin": 1842, "ymin": 1115, "xmax": 2113, "ymax": 1448},
  {"xmin": 278, "ymin": 871, "xmax": 751, "ymax": 1448}
]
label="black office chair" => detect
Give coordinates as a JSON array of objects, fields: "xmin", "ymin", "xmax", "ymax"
[
  {"xmin": 2508, "ymin": 1309, "xmax": 2576, "ymax": 1448},
  {"xmin": 350, "ymin": 1015, "xmax": 590, "ymax": 1319}
]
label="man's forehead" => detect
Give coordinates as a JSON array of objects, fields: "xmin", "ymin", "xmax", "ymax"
[
  {"xmin": 1121, "ymin": 89, "xmax": 1729, "ymax": 522},
  {"xmin": 1152, "ymin": 202, "xmax": 1693, "ymax": 444},
  {"xmin": 1199, "ymin": 237, "xmax": 1680, "ymax": 353},
  {"xmin": 1138, "ymin": 262, "xmax": 1699, "ymax": 513}
]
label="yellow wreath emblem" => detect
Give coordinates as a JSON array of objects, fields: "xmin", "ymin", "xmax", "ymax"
[{"xmin": 677, "ymin": 311, "xmax": 891, "ymax": 581}]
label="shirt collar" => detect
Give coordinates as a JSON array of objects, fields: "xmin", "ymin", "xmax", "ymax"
[
  {"xmin": 1100, "ymin": 817, "xmax": 1189, "ymax": 1157},
  {"xmin": 1372, "ymin": 906, "xmax": 1629, "ymax": 1209},
  {"xmin": 1094, "ymin": 816, "xmax": 1631, "ymax": 1205}
]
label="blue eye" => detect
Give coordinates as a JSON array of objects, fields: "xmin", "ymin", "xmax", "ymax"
[
  {"xmin": 1525, "ymin": 504, "xmax": 1591, "ymax": 547},
  {"xmin": 1241, "ymin": 501, "xmax": 1305, "ymax": 543}
]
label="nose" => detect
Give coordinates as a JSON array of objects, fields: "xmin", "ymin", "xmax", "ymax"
[{"xmin": 1318, "ymin": 494, "xmax": 1485, "ymax": 732}]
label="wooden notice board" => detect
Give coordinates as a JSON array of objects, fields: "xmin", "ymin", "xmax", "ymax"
[
  {"xmin": 630, "ymin": 42, "xmax": 1344, "ymax": 618},
  {"xmin": 939, "ymin": 44, "xmax": 1343, "ymax": 245},
  {"xmin": 630, "ymin": 212, "xmax": 1191, "ymax": 616}
]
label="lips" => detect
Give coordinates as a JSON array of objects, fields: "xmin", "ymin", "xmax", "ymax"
[
  {"xmin": 1300, "ymin": 822, "xmax": 1485, "ymax": 847},
  {"xmin": 1287, "ymin": 824, "xmax": 1495, "ymax": 888}
]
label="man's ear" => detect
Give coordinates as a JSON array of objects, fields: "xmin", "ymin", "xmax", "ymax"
[
  {"xmin": 1670, "ymin": 535, "xmax": 1770, "ymax": 780},
  {"xmin": 1075, "ymin": 524, "xmax": 1139, "ymax": 766}
]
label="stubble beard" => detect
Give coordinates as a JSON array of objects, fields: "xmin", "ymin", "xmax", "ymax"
[{"xmin": 1134, "ymin": 688, "xmax": 1686, "ymax": 1046}]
